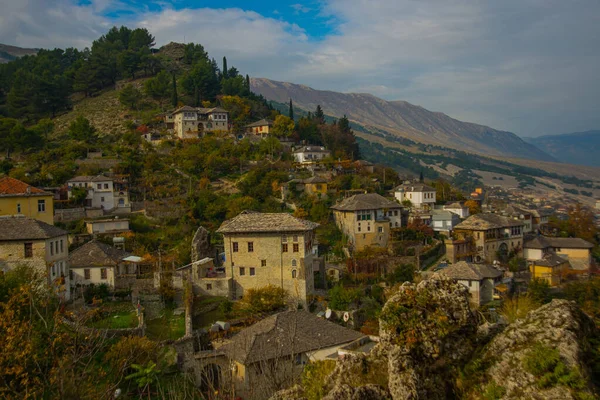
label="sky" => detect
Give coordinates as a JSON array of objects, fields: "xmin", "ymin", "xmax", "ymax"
[{"xmin": 1, "ymin": 0, "xmax": 599, "ymax": 137}]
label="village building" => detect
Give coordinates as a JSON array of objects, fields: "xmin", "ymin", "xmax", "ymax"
[
  {"xmin": 69, "ymin": 240, "xmax": 139, "ymax": 293},
  {"xmin": 281, "ymin": 176, "xmax": 328, "ymax": 200},
  {"xmin": 216, "ymin": 211, "xmax": 319, "ymax": 304},
  {"xmin": 499, "ymin": 205, "xmax": 534, "ymax": 233},
  {"xmin": 445, "ymin": 213, "xmax": 524, "ymax": 264},
  {"xmin": 394, "ymin": 182, "xmax": 437, "ymax": 209},
  {"xmin": 85, "ymin": 217, "xmax": 130, "ymax": 235},
  {"xmin": 170, "ymin": 106, "xmax": 229, "ymax": 139},
  {"xmin": 0, "ymin": 177, "xmax": 55, "ymax": 225},
  {"xmin": 331, "ymin": 193, "xmax": 403, "ymax": 251},
  {"xmin": 293, "ymin": 146, "xmax": 331, "ymax": 164},
  {"xmin": 523, "ymin": 236, "xmax": 594, "ymax": 274},
  {"xmin": 245, "ymin": 119, "xmax": 273, "ymax": 137},
  {"xmin": 443, "ymin": 202, "xmax": 470, "ymax": 219},
  {"xmin": 431, "ymin": 209, "xmax": 461, "ymax": 234},
  {"xmin": 527, "ymin": 208, "xmax": 553, "ymax": 232},
  {"xmin": 529, "ymin": 252, "xmax": 570, "ymax": 287},
  {"xmin": 0, "ymin": 216, "xmax": 70, "ymax": 300},
  {"xmin": 67, "ymin": 175, "xmax": 130, "ymax": 211},
  {"xmin": 439, "ymin": 261, "xmax": 503, "ymax": 306}
]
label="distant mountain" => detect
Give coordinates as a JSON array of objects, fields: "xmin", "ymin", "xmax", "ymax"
[
  {"xmin": 0, "ymin": 43, "xmax": 38, "ymax": 63},
  {"xmin": 251, "ymin": 78, "xmax": 555, "ymax": 162},
  {"xmin": 523, "ymin": 130, "xmax": 600, "ymax": 167}
]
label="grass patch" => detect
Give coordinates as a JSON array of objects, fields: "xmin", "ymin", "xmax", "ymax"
[
  {"xmin": 87, "ymin": 310, "xmax": 139, "ymax": 329},
  {"xmin": 146, "ymin": 310, "xmax": 186, "ymax": 341}
]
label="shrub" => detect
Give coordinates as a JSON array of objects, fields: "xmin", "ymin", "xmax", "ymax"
[
  {"xmin": 241, "ymin": 285, "xmax": 287, "ymax": 313},
  {"xmin": 523, "ymin": 343, "xmax": 585, "ymax": 390},
  {"xmin": 83, "ymin": 283, "xmax": 110, "ymax": 303},
  {"xmin": 302, "ymin": 360, "xmax": 336, "ymax": 400},
  {"xmin": 328, "ymin": 284, "xmax": 361, "ymax": 310},
  {"xmin": 500, "ymin": 295, "xmax": 540, "ymax": 324},
  {"xmin": 483, "ymin": 381, "xmax": 506, "ymax": 400}
]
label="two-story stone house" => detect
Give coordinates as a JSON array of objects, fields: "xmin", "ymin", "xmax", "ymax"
[
  {"xmin": 245, "ymin": 118, "xmax": 273, "ymax": 137},
  {"xmin": 67, "ymin": 175, "xmax": 130, "ymax": 211},
  {"xmin": 0, "ymin": 177, "xmax": 55, "ymax": 225},
  {"xmin": 171, "ymin": 106, "xmax": 229, "ymax": 139},
  {"xmin": 216, "ymin": 211, "xmax": 319, "ymax": 305},
  {"xmin": 394, "ymin": 182, "xmax": 437, "ymax": 209},
  {"xmin": 440, "ymin": 262, "xmax": 503, "ymax": 306},
  {"xmin": 445, "ymin": 213, "xmax": 524, "ymax": 264},
  {"xmin": 331, "ymin": 193, "xmax": 403, "ymax": 251},
  {"xmin": 523, "ymin": 236, "xmax": 594, "ymax": 273},
  {"xmin": 0, "ymin": 216, "xmax": 70, "ymax": 300}
]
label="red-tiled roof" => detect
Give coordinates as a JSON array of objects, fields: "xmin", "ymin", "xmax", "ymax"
[{"xmin": 0, "ymin": 177, "xmax": 50, "ymax": 197}]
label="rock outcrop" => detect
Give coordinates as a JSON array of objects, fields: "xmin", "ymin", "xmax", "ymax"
[{"xmin": 191, "ymin": 226, "xmax": 212, "ymax": 263}]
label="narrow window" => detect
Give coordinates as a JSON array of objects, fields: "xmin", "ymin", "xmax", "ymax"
[
  {"xmin": 69, "ymin": 270, "xmax": 74, "ymax": 280},
  {"xmin": 50, "ymin": 241, "xmax": 54, "ymax": 256},
  {"xmin": 97, "ymin": 184, "xmax": 101, "ymax": 189},
  {"xmin": 206, "ymin": 283, "xmax": 212, "ymax": 290},
  {"xmin": 104, "ymin": 183, "xmax": 109, "ymax": 189},
  {"xmin": 101, "ymin": 268, "xmax": 107, "ymax": 279},
  {"xmin": 24, "ymin": 242, "xmax": 33, "ymax": 258},
  {"xmin": 38, "ymin": 199, "xmax": 46, "ymax": 212},
  {"xmin": 261, "ymin": 260, "xmax": 267, "ymax": 267},
  {"xmin": 292, "ymin": 259, "xmax": 297, "ymax": 267},
  {"xmin": 232, "ymin": 242, "xmax": 238, "ymax": 252},
  {"xmin": 17, "ymin": 203, "xmax": 21, "ymax": 213},
  {"xmin": 60, "ymin": 240, "xmax": 64, "ymax": 253},
  {"xmin": 248, "ymin": 242, "xmax": 254, "ymax": 252},
  {"xmin": 282, "ymin": 244, "xmax": 288, "ymax": 252},
  {"xmin": 378, "ymin": 226, "xmax": 383, "ymax": 233},
  {"xmin": 250, "ymin": 267, "xmax": 255, "ymax": 276},
  {"xmin": 84, "ymin": 269, "xmax": 91, "ymax": 279},
  {"xmin": 293, "ymin": 244, "xmax": 299, "ymax": 253},
  {"xmin": 239, "ymin": 267, "xmax": 245, "ymax": 276},
  {"xmin": 292, "ymin": 270, "xmax": 297, "ymax": 278},
  {"xmin": 52, "ymin": 265, "xmax": 56, "ymax": 276}
]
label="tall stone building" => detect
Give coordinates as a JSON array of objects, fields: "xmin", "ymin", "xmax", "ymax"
[{"xmin": 216, "ymin": 211, "xmax": 319, "ymax": 304}]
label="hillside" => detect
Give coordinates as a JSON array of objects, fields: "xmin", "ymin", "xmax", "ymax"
[
  {"xmin": 0, "ymin": 43, "xmax": 38, "ymax": 63},
  {"xmin": 524, "ymin": 130, "xmax": 600, "ymax": 167},
  {"xmin": 251, "ymin": 78, "xmax": 555, "ymax": 162}
]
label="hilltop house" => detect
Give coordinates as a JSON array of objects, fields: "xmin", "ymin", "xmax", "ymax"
[
  {"xmin": 0, "ymin": 216, "xmax": 70, "ymax": 300},
  {"xmin": 445, "ymin": 213, "xmax": 524, "ymax": 264},
  {"xmin": 440, "ymin": 262, "xmax": 503, "ymax": 306},
  {"xmin": 216, "ymin": 211, "xmax": 319, "ymax": 304},
  {"xmin": 245, "ymin": 119, "xmax": 273, "ymax": 137},
  {"xmin": 67, "ymin": 175, "xmax": 130, "ymax": 211},
  {"xmin": 523, "ymin": 236, "xmax": 594, "ymax": 274},
  {"xmin": 171, "ymin": 106, "xmax": 229, "ymax": 139},
  {"xmin": 293, "ymin": 146, "xmax": 331, "ymax": 164},
  {"xmin": 331, "ymin": 193, "xmax": 403, "ymax": 251},
  {"xmin": 394, "ymin": 182, "xmax": 436, "ymax": 209},
  {"xmin": 281, "ymin": 176, "xmax": 329, "ymax": 200},
  {"xmin": 217, "ymin": 311, "xmax": 365, "ymax": 400},
  {"xmin": 0, "ymin": 177, "xmax": 55, "ymax": 225}
]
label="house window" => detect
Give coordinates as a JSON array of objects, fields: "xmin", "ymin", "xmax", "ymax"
[
  {"xmin": 292, "ymin": 259, "xmax": 297, "ymax": 267},
  {"xmin": 292, "ymin": 270, "xmax": 297, "ymax": 279},
  {"xmin": 206, "ymin": 284, "xmax": 212, "ymax": 290},
  {"xmin": 84, "ymin": 269, "xmax": 91, "ymax": 279},
  {"xmin": 50, "ymin": 241, "xmax": 54, "ymax": 256},
  {"xmin": 101, "ymin": 197, "xmax": 105, "ymax": 202},
  {"xmin": 101, "ymin": 268, "xmax": 107, "ymax": 279},
  {"xmin": 233, "ymin": 242, "xmax": 238, "ymax": 252},
  {"xmin": 293, "ymin": 235, "xmax": 298, "ymax": 242},
  {"xmin": 293, "ymin": 244, "xmax": 299, "ymax": 253},
  {"xmin": 104, "ymin": 183, "xmax": 109, "ymax": 189},
  {"xmin": 468, "ymin": 281, "xmax": 472, "ymax": 287},
  {"xmin": 97, "ymin": 184, "xmax": 101, "ymax": 189},
  {"xmin": 52, "ymin": 265, "xmax": 56, "ymax": 276},
  {"xmin": 261, "ymin": 260, "xmax": 267, "ymax": 267},
  {"xmin": 250, "ymin": 268, "xmax": 255, "ymax": 276},
  {"xmin": 69, "ymin": 270, "xmax": 73, "ymax": 281},
  {"xmin": 282, "ymin": 244, "xmax": 288, "ymax": 252},
  {"xmin": 17, "ymin": 203, "xmax": 21, "ymax": 213},
  {"xmin": 248, "ymin": 242, "xmax": 254, "ymax": 252},
  {"xmin": 378, "ymin": 226, "xmax": 384, "ymax": 233},
  {"xmin": 60, "ymin": 240, "xmax": 64, "ymax": 253},
  {"xmin": 239, "ymin": 267, "xmax": 245, "ymax": 276},
  {"xmin": 24, "ymin": 243, "xmax": 33, "ymax": 258},
  {"xmin": 38, "ymin": 199, "xmax": 46, "ymax": 212}
]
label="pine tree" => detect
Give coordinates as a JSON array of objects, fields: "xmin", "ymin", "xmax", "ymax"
[
  {"xmin": 222, "ymin": 56, "xmax": 228, "ymax": 79},
  {"xmin": 419, "ymin": 170, "xmax": 424, "ymax": 182},
  {"xmin": 171, "ymin": 72, "xmax": 178, "ymax": 108},
  {"xmin": 338, "ymin": 114, "xmax": 351, "ymax": 134},
  {"xmin": 289, "ymin": 98, "xmax": 294, "ymax": 120},
  {"xmin": 246, "ymin": 74, "xmax": 250, "ymax": 89},
  {"xmin": 315, "ymin": 105, "xmax": 325, "ymax": 124}
]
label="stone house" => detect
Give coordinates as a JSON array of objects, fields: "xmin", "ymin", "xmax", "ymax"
[
  {"xmin": 394, "ymin": 182, "xmax": 436, "ymax": 209},
  {"xmin": 445, "ymin": 213, "xmax": 524, "ymax": 264},
  {"xmin": 293, "ymin": 145, "xmax": 331, "ymax": 164},
  {"xmin": 529, "ymin": 252, "xmax": 570, "ymax": 286},
  {"xmin": 85, "ymin": 217, "xmax": 130, "ymax": 235},
  {"xmin": 443, "ymin": 202, "xmax": 470, "ymax": 219},
  {"xmin": 0, "ymin": 177, "xmax": 55, "ymax": 225},
  {"xmin": 331, "ymin": 193, "xmax": 403, "ymax": 251},
  {"xmin": 69, "ymin": 239, "xmax": 136, "ymax": 293},
  {"xmin": 245, "ymin": 119, "xmax": 273, "ymax": 137},
  {"xmin": 440, "ymin": 261, "xmax": 503, "ymax": 306},
  {"xmin": 523, "ymin": 236, "xmax": 594, "ymax": 274},
  {"xmin": 0, "ymin": 216, "xmax": 70, "ymax": 300},
  {"xmin": 499, "ymin": 205, "xmax": 534, "ymax": 233},
  {"xmin": 171, "ymin": 106, "xmax": 229, "ymax": 139},
  {"xmin": 216, "ymin": 211, "xmax": 319, "ymax": 304},
  {"xmin": 282, "ymin": 176, "xmax": 328, "ymax": 200},
  {"xmin": 67, "ymin": 174, "xmax": 130, "ymax": 211}
]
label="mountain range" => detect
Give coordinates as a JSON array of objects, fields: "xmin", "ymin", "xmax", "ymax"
[
  {"xmin": 251, "ymin": 78, "xmax": 555, "ymax": 162},
  {"xmin": 0, "ymin": 43, "xmax": 38, "ymax": 63},
  {"xmin": 524, "ymin": 131, "xmax": 600, "ymax": 167}
]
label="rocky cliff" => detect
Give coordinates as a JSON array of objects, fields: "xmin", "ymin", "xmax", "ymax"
[{"xmin": 271, "ymin": 276, "xmax": 599, "ymax": 400}]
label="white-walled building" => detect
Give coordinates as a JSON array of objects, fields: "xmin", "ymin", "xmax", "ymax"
[
  {"xmin": 67, "ymin": 175, "xmax": 130, "ymax": 211},
  {"xmin": 394, "ymin": 182, "xmax": 436, "ymax": 209},
  {"xmin": 440, "ymin": 262, "xmax": 502, "ymax": 306},
  {"xmin": 85, "ymin": 218, "xmax": 130, "ymax": 235},
  {"xmin": 171, "ymin": 106, "xmax": 229, "ymax": 139},
  {"xmin": 293, "ymin": 146, "xmax": 331, "ymax": 164},
  {"xmin": 443, "ymin": 202, "xmax": 470, "ymax": 219}
]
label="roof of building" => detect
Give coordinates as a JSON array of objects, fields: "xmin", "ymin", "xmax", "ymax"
[
  {"xmin": 245, "ymin": 118, "xmax": 274, "ymax": 128},
  {"xmin": 293, "ymin": 146, "xmax": 330, "ymax": 154},
  {"xmin": 500, "ymin": 205, "xmax": 531, "ymax": 218},
  {"xmin": 395, "ymin": 182, "xmax": 436, "ymax": 192},
  {"xmin": 0, "ymin": 216, "xmax": 67, "ymax": 241},
  {"xmin": 431, "ymin": 209, "xmax": 456, "ymax": 220},
  {"xmin": 68, "ymin": 174, "xmax": 112, "ymax": 183},
  {"xmin": 524, "ymin": 236, "xmax": 594, "ymax": 249},
  {"xmin": 69, "ymin": 240, "xmax": 131, "ymax": 268},
  {"xmin": 220, "ymin": 311, "xmax": 364, "ymax": 364},
  {"xmin": 454, "ymin": 213, "xmax": 524, "ymax": 230},
  {"xmin": 302, "ymin": 176, "xmax": 328, "ymax": 184},
  {"xmin": 440, "ymin": 261, "xmax": 503, "ymax": 281},
  {"xmin": 444, "ymin": 202, "xmax": 466, "ymax": 209},
  {"xmin": 0, "ymin": 177, "xmax": 52, "ymax": 197},
  {"xmin": 532, "ymin": 252, "xmax": 569, "ymax": 268},
  {"xmin": 171, "ymin": 106, "xmax": 229, "ymax": 115},
  {"xmin": 331, "ymin": 193, "xmax": 402, "ymax": 212},
  {"xmin": 216, "ymin": 211, "xmax": 319, "ymax": 234}
]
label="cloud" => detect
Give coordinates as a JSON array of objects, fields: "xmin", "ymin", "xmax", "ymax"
[{"xmin": 290, "ymin": 4, "xmax": 312, "ymax": 14}]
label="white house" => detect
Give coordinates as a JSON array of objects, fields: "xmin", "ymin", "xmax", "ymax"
[
  {"xmin": 431, "ymin": 209, "xmax": 461, "ymax": 234},
  {"xmin": 85, "ymin": 218, "xmax": 130, "ymax": 235},
  {"xmin": 394, "ymin": 182, "xmax": 436, "ymax": 209},
  {"xmin": 443, "ymin": 202, "xmax": 470, "ymax": 219},
  {"xmin": 293, "ymin": 146, "xmax": 331, "ymax": 164},
  {"xmin": 440, "ymin": 262, "xmax": 503, "ymax": 306},
  {"xmin": 67, "ymin": 175, "xmax": 130, "ymax": 211}
]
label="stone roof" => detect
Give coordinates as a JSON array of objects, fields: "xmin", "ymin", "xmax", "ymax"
[
  {"xmin": 0, "ymin": 177, "xmax": 51, "ymax": 197},
  {"xmin": 440, "ymin": 261, "xmax": 503, "ymax": 281},
  {"xmin": 69, "ymin": 240, "xmax": 131, "ymax": 268},
  {"xmin": 431, "ymin": 209, "xmax": 454, "ymax": 220},
  {"xmin": 395, "ymin": 182, "xmax": 436, "ymax": 192},
  {"xmin": 444, "ymin": 202, "xmax": 465, "ymax": 209},
  {"xmin": 68, "ymin": 174, "xmax": 112, "ymax": 183},
  {"xmin": 454, "ymin": 213, "xmax": 524, "ymax": 230},
  {"xmin": 0, "ymin": 216, "xmax": 67, "ymax": 241},
  {"xmin": 500, "ymin": 205, "xmax": 531, "ymax": 218},
  {"xmin": 245, "ymin": 118, "xmax": 273, "ymax": 128},
  {"xmin": 524, "ymin": 236, "xmax": 594, "ymax": 250},
  {"xmin": 171, "ymin": 106, "xmax": 229, "ymax": 115},
  {"xmin": 221, "ymin": 311, "xmax": 364, "ymax": 364},
  {"xmin": 302, "ymin": 176, "xmax": 328, "ymax": 184},
  {"xmin": 216, "ymin": 211, "xmax": 319, "ymax": 234},
  {"xmin": 293, "ymin": 146, "xmax": 330, "ymax": 154},
  {"xmin": 532, "ymin": 252, "xmax": 568, "ymax": 268},
  {"xmin": 331, "ymin": 193, "xmax": 402, "ymax": 212}
]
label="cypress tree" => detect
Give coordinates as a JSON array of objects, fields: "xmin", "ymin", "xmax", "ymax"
[
  {"xmin": 171, "ymin": 72, "xmax": 178, "ymax": 108},
  {"xmin": 246, "ymin": 74, "xmax": 250, "ymax": 89},
  {"xmin": 289, "ymin": 98, "xmax": 294, "ymax": 120},
  {"xmin": 222, "ymin": 56, "xmax": 228, "ymax": 79},
  {"xmin": 419, "ymin": 170, "xmax": 424, "ymax": 182}
]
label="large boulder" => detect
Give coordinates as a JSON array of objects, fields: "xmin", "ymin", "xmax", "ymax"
[{"xmin": 191, "ymin": 226, "xmax": 212, "ymax": 263}]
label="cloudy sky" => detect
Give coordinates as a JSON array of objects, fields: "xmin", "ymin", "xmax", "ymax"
[{"xmin": 1, "ymin": 0, "xmax": 599, "ymax": 137}]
